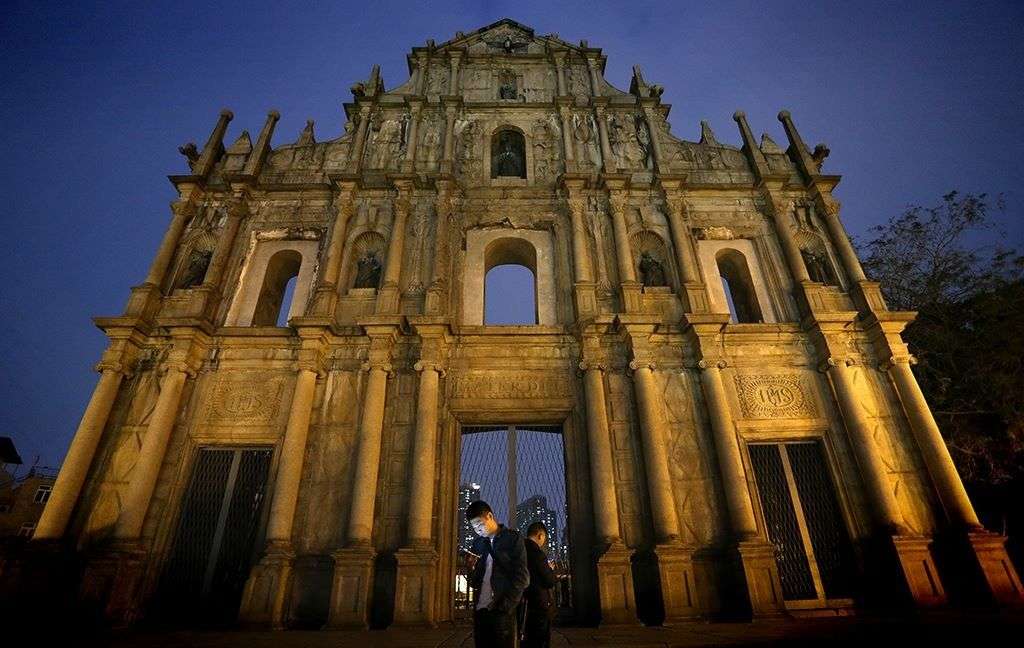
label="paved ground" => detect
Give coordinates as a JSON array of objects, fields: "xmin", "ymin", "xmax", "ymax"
[{"xmin": 60, "ymin": 611, "xmax": 1023, "ymax": 647}]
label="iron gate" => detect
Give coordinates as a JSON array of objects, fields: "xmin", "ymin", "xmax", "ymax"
[
  {"xmin": 455, "ymin": 425, "xmax": 572, "ymax": 617},
  {"xmin": 156, "ymin": 446, "xmax": 273, "ymax": 624},
  {"xmin": 749, "ymin": 441, "xmax": 856, "ymax": 606}
]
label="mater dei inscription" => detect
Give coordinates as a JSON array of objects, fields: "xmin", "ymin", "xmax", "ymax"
[
  {"xmin": 734, "ymin": 374, "xmax": 817, "ymax": 419},
  {"xmin": 13, "ymin": 16, "xmax": 1020, "ymax": 635}
]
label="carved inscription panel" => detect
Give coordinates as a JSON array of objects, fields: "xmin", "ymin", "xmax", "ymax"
[
  {"xmin": 207, "ymin": 373, "xmax": 286, "ymax": 424},
  {"xmin": 734, "ymin": 374, "xmax": 817, "ymax": 419}
]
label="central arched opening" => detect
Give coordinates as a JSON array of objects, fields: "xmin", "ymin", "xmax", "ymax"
[{"xmin": 483, "ymin": 237, "xmax": 538, "ymax": 325}]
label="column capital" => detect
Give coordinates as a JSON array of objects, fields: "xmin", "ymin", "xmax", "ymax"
[
  {"xmin": 628, "ymin": 359, "xmax": 656, "ymax": 373},
  {"xmin": 362, "ymin": 360, "xmax": 394, "ymax": 376},
  {"xmin": 697, "ymin": 359, "xmax": 728, "ymax": 371},
  {"xmin": 413, "ymin": 360, "xmax": 446, "ymax": 376},
  {"xmin": 879, "ymin": 354, "xmax": 916, "ymax": 372},
  {"xmin": 818, "ymin": 355, "xmax": 857, "ymax": 373},
  {"xmin": 578, "ymin": 359, "xmax": 608, "ymax": 374},
  {"xmin": 159, "ymin": 360, "xmax": 199, "ymax": 379}
]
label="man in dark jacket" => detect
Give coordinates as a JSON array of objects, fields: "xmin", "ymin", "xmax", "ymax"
[
  {"xmin": 465, "ymin": 500, "xmax": 530, "ymax": 648},
  {"xmin": 522, "ymin": 522, "xmax": 558, "ymax": 648}
]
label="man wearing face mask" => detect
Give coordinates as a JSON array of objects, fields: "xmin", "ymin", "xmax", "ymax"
[{"xmin": 465, "ymin": 500, "xmax": 530, "ymax": 648}]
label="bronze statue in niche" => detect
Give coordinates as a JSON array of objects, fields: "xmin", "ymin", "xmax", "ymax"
[
  {"xmin": 176, "ymin": 249, "xmax": 213, "ymax": 289},
  {"xmin": 639, "ymin": 252, "xmax": 667, "ymax": 287},
  {"xmin": 801, "ymin": 249, "xmax": 837, "ymax": 285},
  {"xmin": 491, "ymin": 129, "xmax": 526, "ymax": 178},
  {"xmin": 353, "ymin": 250, "xmax": 383, "ymax": 289}
]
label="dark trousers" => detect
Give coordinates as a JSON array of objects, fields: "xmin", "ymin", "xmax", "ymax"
[
  {"xmin": 473, "ymin": 607, "xmax": 517, "ymax": 648},
  {"xmin": 522, "ymin": 606, "xmax": 552, "ymax": 648}
]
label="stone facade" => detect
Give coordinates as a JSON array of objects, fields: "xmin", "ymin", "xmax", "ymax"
[{"xmin": 6, "ymin": 18, "xmax": 1021, "ymax": 629}]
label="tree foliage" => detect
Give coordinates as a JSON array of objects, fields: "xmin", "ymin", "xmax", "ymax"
[{"xmin": 859, "ymin": 191, "xmax": 1024, "ymax": 487}]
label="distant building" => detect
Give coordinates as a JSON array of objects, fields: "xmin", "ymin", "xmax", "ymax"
[
  {"xmin": 516, "ymin": 494, "xmax": 558, "ymax": 557},
  {"xmin": 458, "ymin": 482, "xmax": 481, "ymax": 552},
  {"xmin": 0, "ymin": 437, "xmax": 58, "ymax": 538}
]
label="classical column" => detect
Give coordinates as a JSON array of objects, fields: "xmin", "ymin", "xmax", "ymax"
[
  {"xmin": 579, "ymin": 354, "xmax": 636, "ymax": 624},
  {"xmin": 660, "ymin": 183, "xmax": 709, "ymax": 313},
  {"xmin": 581, "ymin": 361, "xmax": 620, "ymax": 544},
  {"xmin": 639, "ymin": 107, "xmax": 664, "ymax": 172},
  {"xmin": 401, "ymin": 100, "xmax": 422, "ymax": 173},
  {"xmin": 34, "ymin": 359, "xmax": 129, "ymax": 540},
  {"xmin": 142, "ymin": 199, "xmax": 194, "ymax": 290},
  {"xmin": 697, "ymin": 360, "xmax": 757, "ymax": 539},
  {"xmin": 412, "ymin": 51, "xmax": 428, "ymax": 95},
  {"xmin": 405, "ymin": 360, "xmax": 442, "ymax": 545},
  {"xmin": 328, "ymin": 332, "xmax": 394, "ymax": 629},
  {"xmin": 376, "ymin": 184, "xmax": 411, "ymax": 314},
  {"xmin": 558, "ymin": 102, "xmax": 576, "ymax": 166},
  {"xmin": 694, "ymin": 353, "xmax": 784, "ymax": 616},
  {"xmin": 239, "ymin": 359, "xmax": 322, "ymax": 628},
  {"xmin": 350, "ymin": 105, "xmax": 372, "ymax": 173},
  {"xmin": 440, "ymin": 100, "xmax": 458, "ymax": 173},
  {"xmin": 447, "ymin": 51, "xmax": 462, "ymax": 94},
  {"xmin": 593, "ymin": 102, "xmax": 615, "ymax": 173},
  {"xmin": 393, "ymin": 347, "xmax": 445, "ymax": 626},
  {"xmin": 606, "ymin": 191, "xmax": 635, "ymax": 284},
  {"xmin": 824, "ymin": 357, "xmax": 905, "ymax": 532},
  {"xmin": 425, "ymin": 183, "xmax": 455, "ymax": 315},
  {"xmin": 629, "ymin": 360, "xmax": 681, "ymax": 544},
  {"xmin": 818, "ymin": 196, "xmax": 867, "ymax": 284},
  {"xmin": 113, "ymin": 360, "xmax": 195, "ymax": 541},
  {"xmin": 765, "ymin": 195, "xmax": 810, "ymax": 285},
  {"xmin": 310, "ymin": 183, "xmax": 357, "ymax": 316},
  {"xmin": 192, "ymin": 109, "xmax": 233, "ymax": 178},
  {"xmin": 553, "ymin": 52, "xmax": 567, "ymax": 95},
  {"xmin": 201, "ymin": 197, "xmax": 247, "ymax": 290}
]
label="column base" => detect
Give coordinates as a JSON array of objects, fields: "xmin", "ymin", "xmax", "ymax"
[
  {"xmin": 681, "ymin": 282, "xmax": 709, "ymax": 314},
  {"xmin": 326, "ymin": 545, "xmax": 376, "ymax": 629},
  {"xmin": 123, "ymin": 283, "xmax": 164, "ymax": 320},
  {"xmin": 964, "ymin": 530, "xmax": 1024, "ymax": 607},
  {"xmin": 375, "ymin": 284, "xmax": 401, "ymax": 315},
  {"xmin": 736, "ymin": 540, "xmax": 786, "ymax": 618},
  {"xmin": 620, "ymin": 282, "xmax": 643, "ymax": 314},
  {"xmin": 79, "ymin": 544, "xmax": 148, "ymax": 627},
  {"xmin": 888, "ymin": 534, "xmax": 946, "ymax": 608},
  {"xmin": 393, "ymin": 546, "xmax": 439, "ymax": 626},
  {"xmin": 573, "ymin": 282, "xmax": 598, "ymax": 318},
  {"xmin": 595, "ymin": 542, "xmax": 637, "ymax": 625},
  {"xmin": 654, "ymin": 544, "xmax": 702, "ymax": 622},
  {"xmin": 237, "ymin": 543, "xmax": 295, "ymax": 629}
]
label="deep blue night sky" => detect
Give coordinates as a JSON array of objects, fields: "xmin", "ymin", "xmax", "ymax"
[{"xmin": 1, "ymin": 1, "xmax": 1022, "ymax": 469}]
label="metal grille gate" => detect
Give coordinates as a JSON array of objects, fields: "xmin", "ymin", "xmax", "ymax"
[
  {"xmin": 455, "ymin": 425, "xmax": 572, "ymax": 617},
  {"xmin": 156, "ymin": 447, "xmax": 272, "ymax": 624},
  {"xmin": 749, "ymin": 441, "xmax": 856, "ymax": 607}
]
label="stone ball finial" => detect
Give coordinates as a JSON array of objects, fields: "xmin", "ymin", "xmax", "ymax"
[
  {"xmin": 733, "ymin": 110, "xmax": 746, "ymax": 122},
  {"xmin": 778, "ymin": 110, "xmax": 791, "ymax": 121},
  {"xmin": 220, "ymin": 109, "xmax": 234, "ymax": 120}
]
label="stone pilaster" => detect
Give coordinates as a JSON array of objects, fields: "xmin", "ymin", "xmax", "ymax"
[
  {"xmin": 327, "ymin": 322, "xmax": 397, "ymax": 628},
  {"xmin": 867, "ymin": 312, "xmax": 1023, "ymax": 606},
  {"xmin": 659, "ymin": 178, "xmax": 709, "ymax": 314},
  {"xmin": 376, "ymin": 180, "xmax": 412, "ymax": 314},
  {"xmin": 310, "ymin": 180, "xmax": 358, "ymax": 317},
  {"xmin": 603, "ymin": 178, "xmax": 641, "ymax": 312},
  {"xmin": 811, "ymin": 318, "xmax": 947, "ymax": 607},
  {"xmin": 393, "ymin": 321, "xmax": 448, "ymax": 626},
  {"xmin": 239, "ymin": 331, "xmax": 327, "ymax": 628},
  {"xmin": 685, "ymin": 314, "xmax": 785, "ymax": 617},
  {"xmin": 35, "ymin": 343, "xmax": 136, "ymax": 540}
]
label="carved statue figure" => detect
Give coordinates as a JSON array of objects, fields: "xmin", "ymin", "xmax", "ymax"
[
  {"xmin": 178, "ymin": 142, "xmax": 199, "ymax": 167},
  {"xmin": 353, "ymin": 250, "xmax": 383, "ymax": 289},
  {"xmin": 639, "ymin": 252, "xmax": 667, "ymax": 287},
  {"xmin": 499, "ymin": 69, "xmax": 517, "ymax": 100},
  {"xmin": 421, "ymin": 117, "xmax": 441, "ymax": 164},
  {"xmin": 369, "ymin": 118, "xmax": 403, "ymax": 169},
  {"xmin": 493, "ymin": 130, "xmax": 525, "ymax": 177},
  {"xmin": 801, "ymin": 249, "xmax": 836, "ymax": 285},
  {"xmin": 634, "ymin": 115, "xmax": 653, "ymax": 169},
  {"xmin": 177, "ymin": 249, "xmax": 213, "ymax": 289}
]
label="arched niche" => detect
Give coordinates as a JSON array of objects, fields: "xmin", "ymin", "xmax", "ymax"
[
  {"xmin": 484, "ymin": 124, "xmax": 533, "ymax": 186},
  {"xmin": 224, "ymin": 237, "xmax": 320, "ymax": 327},
  {"xmin": 463, "ymin": 228, "xmax": 556, "ymax": 326},
  {"xmin": 696, "ymin": 238, "xmax": 777, "ymax": 323}
]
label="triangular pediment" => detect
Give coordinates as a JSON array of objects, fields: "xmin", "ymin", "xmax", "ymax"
[{"xmin": 433, "ymin": 18, "xmax": 580, "ymax": 55}]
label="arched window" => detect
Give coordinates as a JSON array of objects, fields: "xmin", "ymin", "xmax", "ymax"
[
  {"xmin": 483, "ymin": 237, "xmax": 537, "ymax": 325},
  {"xmin": 490, "ymin": 129, "xmax": 526, "ymax": 179},
  {"xmin": 252, "ymin": 249, "xmax": 303, "ymax": 326},
  {"xmin": 716, "ymin": 249, "xmax": 764, "ymax": 323}
]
